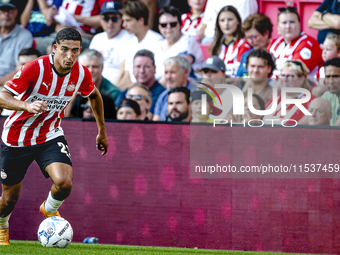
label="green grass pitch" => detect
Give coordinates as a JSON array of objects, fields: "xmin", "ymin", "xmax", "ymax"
[{"xmin": 0, "ymin": 241, "xmax": 314, "ymax": 255}]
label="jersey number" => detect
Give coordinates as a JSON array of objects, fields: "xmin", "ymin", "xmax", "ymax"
[{"xmin": 58, "ymin": 142, "xmax": 71, "ymax": 161}]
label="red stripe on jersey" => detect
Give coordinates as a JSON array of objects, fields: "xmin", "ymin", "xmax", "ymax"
[
  {"xmin": 74, "ymin": 5, "xmax": 83, "ymax": 15},
  {"xmin": 65, "ymin": 2, "xmax": 69, "ymax": 9},
  {"xmin": 54, "ymin": 118, "xmax": 61, "ymax": 130},
  {"xmin": 52, "ymin": 76, "xmax": 65, "ymax": 97},
  {"xmin": 181, "ymin": 13, "xmax": 191, "ymax": 30},
  {"xmin": 37, "ymin": 112, "xmax": 59, "ymax": 143},
  {"xmin": 23, "ymin": 112, "xmax": 50, "ymax": 146}
]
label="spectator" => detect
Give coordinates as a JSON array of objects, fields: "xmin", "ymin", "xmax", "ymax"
[
  {"xmin": 313, "ymin": 33, "xmax": 340, "ymax": 95},
  {"xmin": 268, "ymin": 7, "xmax": 322, "ymax": 78},
  {"xmin": 307, "ymin": 97, "xmax": 332, "ymax": 126},
  {"xmin": 0, "ymin": 48, "xmax": 40, "ymax": 89},
  {"xmin": 191, "ymin": 90, "xmax": 222, "ymax": 123},
  {"xmin": 308, "ymin": 0, "xmax": 340, "ymax": 44},
  {"xmin": 155, "ymin": 6, "xmax": 204, "ymax": 82},
  {"xmin": 20, "ymin": 0, "xmax": 62, "ymax": 55},
  {"xmin": 115, "ymin": 0, "xmax": 163, "ymax": 91},
  {"xmin": 81, "ymin": 95, "xmax": 117, "ymax": 120},
  {"xmin": 199, "ymin": 0, "xmax": 258, "ymax": 43},
  {"xmin": 115, "ymin": 49, "xmax": 165, "ymax": 119},
  {"xmin": 117, "ymin": 98, "xmax": 141, "ymax": 120},
  {"xmin": 321, "ymin": 58, "xmax": 340, "ymax": 125},
  {"xmin": 208, "ymin": 6, "xmax": 251, "ymax": 77},
  {"xmin": 226, "ymin": 49, "xmax": 274, "ymax": 121},
  {"xmin": 90, "ymin": 1, "xmax": 133, "ymax": 85},
  {"xmin": 153, "ymin": 56, "xmax": 191, "ymax": 121},
  {"xmin": 236, "ymin": 13, "xmax": 273, "ymax": 78},
  {"xmin": 181, "ymin": 0, "xmax": 207, "ymax": 42},
  {"xmin": 264, "ymin": 60, "xmax": 315, "ymax": 125},
  {"xmin": 200, "ymin": 55, "xmax": 226, "ymax": 81},
  {"xmin": 1, "ymin": 48, "xmax": 41, "ymax": 116},
  {"xmin": 126, "ymin": 83, "xmax": 152, "ymax": 120},
  {"xmin": 0, "ymin": 1, "xmax": 33, "ymax": 85},
  {"xmin": 67, "ymin": 49, "xmax": 120, "ymax": 117},
  {"xmin": 166, "ymin": 87, "xmax": 191, "ymax": 121}
]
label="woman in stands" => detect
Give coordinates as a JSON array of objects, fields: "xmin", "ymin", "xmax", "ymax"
[
  {"xmin": 155, "ymin": 6, "xmax": 204, "ymax": 81},
  {"xmin": 208, "ymin": 6, "xmax": 251, "ymax": 77},
  {"xmin": 268, "ymin": 7, "xmax": 322, "ymax": 78},
  {"xmin": 263, "ymin": 60, "xmax": 315, "ymax": 125}
]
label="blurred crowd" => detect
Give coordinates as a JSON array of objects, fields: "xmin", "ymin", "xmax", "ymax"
[{"xmin": 0, "ymin": 0, "xmax": 339, "ymax": 126}]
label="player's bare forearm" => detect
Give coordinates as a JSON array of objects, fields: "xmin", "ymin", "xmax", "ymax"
[
  {"xmin": 0, "ymin": 88, "xmax": 47, "ymax": 114},
  {"xmin": 88, "ymin": 87, "xmax": 108, "ymax": 155}
]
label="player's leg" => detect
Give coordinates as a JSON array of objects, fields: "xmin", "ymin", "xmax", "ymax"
[
  {"xmin": 36, "ymin": 137, "xmax": 73, "ymax": 218},
  {"xmin": 0, "ymin": 182, "xmax": 21, "ymax": 245},
  {"xmin": 40, "ymin": 163, "xmax": 73, "ymax": 217}
]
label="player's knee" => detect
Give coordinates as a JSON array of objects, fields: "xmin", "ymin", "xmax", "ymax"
[
  {"xmin": 1, "ymin": 193, "xmax": 19, "ymax": 210},
  {"xmin": 54, "ymin": 178, "xmax": 72, "ymax": 196}
]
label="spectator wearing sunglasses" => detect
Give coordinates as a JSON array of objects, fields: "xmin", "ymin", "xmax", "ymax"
[
  {"xmin": 115, "ymin": 0, "xmax": 163, "ymax": 91},
  {"xmin": 155, "ymin": 6, "xmax": 204, "ymax": 84},
  {"xmin": 155, "ymin": 6, "xmax": 204, "ymax": 82},
  {"xmin": 264, "ymin": 60, "xmax": 315, "ymax": 125},
  {"xmin": 208, "ymin": 6, "xmax": 251, "ymax": 78},
  {"xmin": 126, "ymin": 83, "xmax": 152, "ymax": 120},
  {"xmin": 89, "ymin": 1, "xmax": 133, "ymax": 85},
  {"xmin": 268, "ymin": 7, "xmax": 322, "ymax": 79},
  {"xmin": 308, "ymin": 0, "xmax": 340, "ymax": 45},
  {"xmin": 117, "ymin": 99, "xmax": 141, "ymax": 120},
  {"xmin": 236, "ymin": 13, "xmax": 273, "ymax": 78}
]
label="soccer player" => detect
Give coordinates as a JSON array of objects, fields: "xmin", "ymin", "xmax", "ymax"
[{"xmin": 0, "ymin": 28, "xmax": 109, "ymax": 245}]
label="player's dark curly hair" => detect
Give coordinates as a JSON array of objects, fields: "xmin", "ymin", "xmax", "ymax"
[{"xmin": 55, "ymin": 28, "xmax": 82, "ymax": 45}]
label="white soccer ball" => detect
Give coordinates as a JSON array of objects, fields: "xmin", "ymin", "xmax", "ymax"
[{"xmin": 37, "ymin": 216, "xmax": 73, "ymax": 248}]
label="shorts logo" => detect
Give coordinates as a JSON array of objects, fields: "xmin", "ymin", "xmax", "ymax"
[
  {"xmin": 1, "ymin": 170, "xmax": 7, "ymax": 180},
  {"xmin": 66, "ymin": 83, "xmax": 76, "ymax": 92}
]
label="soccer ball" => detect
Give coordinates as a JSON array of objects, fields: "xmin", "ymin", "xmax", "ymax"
[{"xmin": 37, "ymin": 216, "xmax": 73, "ymax": 248}]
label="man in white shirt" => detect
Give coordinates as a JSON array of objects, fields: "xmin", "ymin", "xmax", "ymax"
[
  {"xmin": 89, "ymin": 1, "xmax": 133, "ymax": 84},
  {"xmin": 115, "ymin": 0, "xmax": 163, "ymax": 91}
]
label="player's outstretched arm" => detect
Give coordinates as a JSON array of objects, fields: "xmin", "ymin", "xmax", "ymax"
[
  {"xmin": 0, "ymin": 88, "xmax": 47, "ymax": 114},
  {"xmin": 88, "ymin": 87, "xmax": 109, "ymax": 155}
]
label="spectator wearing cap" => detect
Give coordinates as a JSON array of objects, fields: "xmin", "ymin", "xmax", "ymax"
[
  {"xmin": 114, "ymin": 49, "xmax": 165, "ymax": 119},
  {"xmin": 0, "ymin": 0, "xmax": 33, "ymax": 85},
  {"xmin": 90, "ymin": 1, "xmax": 133, "ymax": 85},
  {"xmin": 153, "ymin": 56, "xmax": 191, "ymax": 121},
  {"xmin": 166, "ymin": 87, "xmax": 191, "ymax": 122},
  {"xmin": 236, "ymin": 13, "xmax": 273, "ymax": 78},
  {"xmin": 201, "ymin": 56, "xmax": 226, "ymax": 79},
  {"xmin": 191, "ymin": 90, "xmax": 222, "ymax": 123},
  {"xmin": 115, "ymin": 0, "xmax": 163, "ymax": 91},
  {"xmin": 117, "ymin": 99, "xmax": 141, "ymax": 120}
]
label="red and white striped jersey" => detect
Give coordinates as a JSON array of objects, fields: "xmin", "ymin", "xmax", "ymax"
[
  {"xmin": 218, "ymin": 38, "xmax": 251, "ymax": 77},
  {"xmin": 268, "ymin": 33, "xmax": 322, "ymax": 78},
  {"xmin": 181, "ymin": 12, "xmax": 204, "ymax": 37},
  {"xmin": 2, "ymin": 54, "xmax": 95, "ymax": 147},
  {"xmin": 314, "ymin": 66, "xmax": 325, "ymax": 86},
  {"xmin": 263, "ymin": 93, "xmax": 315, "ymax": 125},
  {"xmin": 62, "ymin": 0, "xmax": 106, "ymax": 34}
]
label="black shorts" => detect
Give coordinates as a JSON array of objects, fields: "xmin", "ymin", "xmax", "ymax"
[{"xmin": 0, "ymin": 136, "xmax": 72, "ymax": 186}]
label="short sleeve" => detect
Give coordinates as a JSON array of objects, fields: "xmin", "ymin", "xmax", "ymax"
[
  {"xmin": 316, "ymin": 0, "xmax": 333, "ymax": 12},
  {"xmin": 78, "ymin": 66, "xmax": 95, "ymax": 98},
  {"xmin": 293, "ymin": 38, "xmax": 322, "ymax": 72},
  {"xmin": 4, "ymin": 61, "xmax": 38, "ymax": 96}
]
